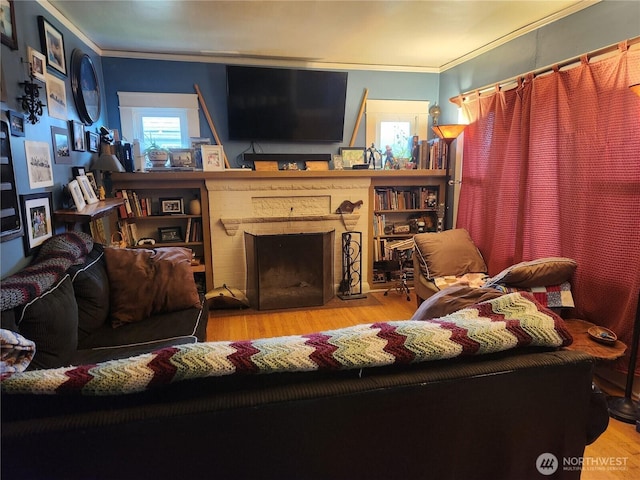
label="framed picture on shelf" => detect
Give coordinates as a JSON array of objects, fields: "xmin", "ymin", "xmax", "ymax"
[
  {"xmin": 1, "ymin": 0, "xmax": 18, "ymax": 50},
  {"xmin": 86, "ymin": 130, "xmax": 99, "ymax": 152},
  {"xmin": 27, "ymin": 46, "xmax": 46, "ymax": 82},
  {"xmin": 8, "ymin": 110, "xmax": 24, "ymax": 136},
  {"xmin": 190, "ymin": 137, "xmax": 211, "ymax": 169},
  {"xmin": 51, "ymin": 125, "xmax": 71, "ymax": 164},
  {"xmin": 169, "ymin": 148, "xmax": 193, "ymax": 167},
  {"xmin": 70, "ymin": 120, "xmax": 85, "ymax": 151},
  {"xmin": 339, "ymin": 147, "xmax": 365, "ymax": 169},
  {"xmin": 160, "ymin": 197, "xmax": 184, "ymax": 215},
  {"xmin": 20, "ymin": 192, "xmax": 53, "ymax": 256},
  {"xmin": 24, "ymin": 140, "xmax": 54, "ymax": 188},
  {"xmin": 85, "ymin": 171, "xmax": 99, "ymax": 196},
  {"xmin": 68, "ymin": 179, "xmax": 86, "ymax": 211},
  {"xmin": 201, "ymin": 145, "xmax": 225, "ymax": 171},
  {"xmin": 76, "ymin": 174, "xmax": 99, "ymax": 204},
  {"xmin": 38, "ymin": 15, "xmax": 66, "ymax": 76},
  {"xmin": 158, "ymin": 226, "xmax": 183, "ymax": 243}
]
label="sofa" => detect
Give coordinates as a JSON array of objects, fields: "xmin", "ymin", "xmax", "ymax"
[
  {"xmin": 1, "ymin": 286, "xmax": 608, "ymax": 480},
  {"xmin": 0, "ymin": 232, "xmax": 208, "ymax": 369}
]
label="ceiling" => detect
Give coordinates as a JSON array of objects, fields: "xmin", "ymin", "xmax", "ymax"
[{"xmin": 46, "ymin": 0, "xmax": 598, "ymax": 71}]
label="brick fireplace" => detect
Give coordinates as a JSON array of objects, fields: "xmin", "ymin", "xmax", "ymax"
[{"xmin": 205, "ymin": 175, "xmax": 371, "ymax": 300}]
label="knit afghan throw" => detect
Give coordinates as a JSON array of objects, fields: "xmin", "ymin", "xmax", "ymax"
[
  {"xmin": 0, "ymin": 232, "xmax": 93, "ymax": 311},
  {"xmin": 1, "ymin": 292, "xmax": 572, "ymax": 395}
]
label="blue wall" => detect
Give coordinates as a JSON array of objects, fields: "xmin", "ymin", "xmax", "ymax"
[
  {"xmin": 1, "ymin": 0, "xmax": 109, "ymax": 276},
  {"xmin": 101, "ymin": 58, "xmax": 438, "ymax": 166},
  {"xmin": 2, "ymin": 0, "xmax": 638, "ymax": 278}
]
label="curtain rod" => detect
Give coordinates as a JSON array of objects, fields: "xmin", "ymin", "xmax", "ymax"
[{"xmin": 450, "ymin": 36, "xmax": 640, "ymax": 103}]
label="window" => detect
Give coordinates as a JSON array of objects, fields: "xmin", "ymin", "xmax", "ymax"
[
  {"xmin": 118, "ymin": 92, "xmax": 200, "ymax": 151},
  {"xmin": 365, "ymin": 100, "xmax": 429, "ymax": 159}
]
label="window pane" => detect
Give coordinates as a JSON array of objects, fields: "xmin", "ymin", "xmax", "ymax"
[
  {"xmin": 380, "ymin": 121, "xmax": 412, "ymax": 158},
  {"xmin": 141, "ymin": 116, "xmax": 182, "ymax": 149}
]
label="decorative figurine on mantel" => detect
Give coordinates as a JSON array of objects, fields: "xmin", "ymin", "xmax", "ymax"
[{"xmin": 366, "ymin": 143, "xmax": 381, "ymax": 169}]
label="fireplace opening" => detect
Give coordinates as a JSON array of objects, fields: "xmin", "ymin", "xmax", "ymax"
[{"xmin": 245, "ymin": 231, "xmax": 334, "ymax": 310}]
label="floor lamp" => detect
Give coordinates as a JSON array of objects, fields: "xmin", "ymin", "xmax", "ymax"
[
  {"xmin": 431, "ymin": 124, "xmax": 466, "ymax": 230},
  {"xmin": 607, "ymin": 292, "xmax": 640, "ymax": 424}
]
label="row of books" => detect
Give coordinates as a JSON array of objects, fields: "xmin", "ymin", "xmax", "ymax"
[
  {"xmin": 117, "ymin": 217, "xmax": 203, "ymax": 246},
  {"xmin": 115, "ymin": 190, "xmax": 155, "ymax": 218},
  {"xmin": 372, "ymin": 238, "xmax": 416, "ymax": 262},
  {"xmin": 184, "ymin": 217, "xmax": 203, "ymax": 243},
  {"xmin": 374, "ymin": 187, "xmax": 439, "ymax": 211},
  {"xmin": 411, "ymin": 138, "xmax": 448, "ymax": 170}
]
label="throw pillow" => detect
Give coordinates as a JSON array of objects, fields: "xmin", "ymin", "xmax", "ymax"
[
  {"xmin": 411, "ymin": 285, "xmax": 504, "ymax": 320},
  {"xmin": 413, "ymin": 229, "xmax": 487, "ymax": 279},
  {"xmin": 105, "ymin": 247, "xmax": 201, "ymax": 328},
  {"xmin": 484, "ymin": 257, "xmax": 577, "ymax": 288}
]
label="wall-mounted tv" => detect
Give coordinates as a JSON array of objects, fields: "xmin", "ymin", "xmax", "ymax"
[{"xmin": 226, "ymin": 66, "xmax": 348, "ymax": 143}]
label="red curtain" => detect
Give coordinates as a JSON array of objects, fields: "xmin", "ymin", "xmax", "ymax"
[{"xmin": 457, "ymin": 43, "xmax": 640, "ymax": 374}]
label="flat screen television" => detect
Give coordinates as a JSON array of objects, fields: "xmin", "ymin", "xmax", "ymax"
[{"xmin": 226, "ymin": 66, "xmax": 348, "ymax": 143}]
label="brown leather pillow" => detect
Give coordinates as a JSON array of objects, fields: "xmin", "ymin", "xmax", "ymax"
[
  {"xmin": 105, "ymin": 247, "xmax": 200, "ymax": 328},
  {"xmin": 484, "ymin": 257, "xmax": 577, "ymax": 288},
  {"xmin": 413, "ymin": 229, "xmax": 487, "ymax": 279},
  {"xmin": 411, "ymin": 285, "xmax": 504, "ymax": 320}
]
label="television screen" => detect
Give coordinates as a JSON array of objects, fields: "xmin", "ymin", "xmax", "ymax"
[{"xmin": 226, "ymin": 66, "xmax": 348, "ymax": 143}]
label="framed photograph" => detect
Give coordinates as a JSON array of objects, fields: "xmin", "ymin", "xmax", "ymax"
[
  {"xmin": 8, "ymin": 110, "xmax": 24, "ymax": 136},
  {"xmin": 76, "ymin": 174, "xmax": 99, "ymax": 204},
  {"xmin": 340, "ymin": 147, "xmax": 366, "ymax": 169},
  {"xmin": 169, "ymin": 148, "xmax": 193, "ymax": 167},
  {"xmin": 201, "ymin": 145, "xmax": 225, "ymax": 171},
  {"xmin": 45, "ymin": 73, "xmax": 68, "ymax": 120},
  {"xmin": 332, "ymin": 154, "xmax": 343, "ymax": 170},
  {"xmin": 50, "ymin": 125, "xmax": 71, "ymax": 164},
  {"xmin": 85, "ymin": 171, "xmax": 99, "ymax": 196},
  {"xmin": 20, "ymin": 192, "xmax": 53, "ymax": 256},
  {"xmin": 190, "ymin": 137, "xmax": 211, "ymax": 169},
  {"xmin": 1, "ymin": 0, "xmax": 17, "ymax": 50},
  {"xmin": 160, "ymin": 197, "xmax": 184, "ymax": 215},
  {"xmin": 24, "ymin": 140, "xmax": 54, "ymax": 188},
  {"xmin": 86, "ymin": 131, "xmax": 99, "ymax": 152},
  {"xmin": 70, "ymin": 120, "xmax": 86, "ymax": 151},
  {"xmin": 158, "ymin": 226, "xmax": 183, "ymax": 243},
  {"xmin": 27, "ymin": 46, "xmax": 46, "ymax": 82},
  {"xmin": 72, "ymin": 166, "xmax": 85, "ymax": 177},
  {"xmin": 68, "ymin": 179, "xmax": 86, "ymax": 211},
  {"xmin": 38, "ymin": 15, "xmax": 66, "ymax": 76}
]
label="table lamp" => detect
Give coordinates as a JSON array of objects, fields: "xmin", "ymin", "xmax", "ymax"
[{"xmin": 90, "ymin": 152, "xmax": 125, "ymax": 198}]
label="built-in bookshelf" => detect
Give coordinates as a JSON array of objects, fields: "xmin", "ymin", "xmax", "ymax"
[
  {"xmin": 369, "ymin": 175, "xmax": 446, "ymax": 288},
  {"xmin": 111, "ymin": 174, "xmax": 212, "ymax": 293}
]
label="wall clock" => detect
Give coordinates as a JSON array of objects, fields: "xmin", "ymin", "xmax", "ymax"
[{"xmin": 70, "ymin": 49, "xmax": 101, "ymax": 125}]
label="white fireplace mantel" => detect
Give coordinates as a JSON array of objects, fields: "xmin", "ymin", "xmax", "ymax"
[{"xmin": 219, "ymin": 213, "xmax": 361, "ymax": 236}]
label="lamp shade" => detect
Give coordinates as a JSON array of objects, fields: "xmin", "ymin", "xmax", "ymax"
[
  {"xmin": 432, "ymin": 124, "xmax": 467, "ymax": 141},
  {"xmin": 92, "ymin": 153, "xmax": 125, "ymax": 172}
]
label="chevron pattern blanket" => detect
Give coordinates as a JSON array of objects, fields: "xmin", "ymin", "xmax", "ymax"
[{"xmin": 1, "ymin": 293, "xmax": 572, "ymax": 396}]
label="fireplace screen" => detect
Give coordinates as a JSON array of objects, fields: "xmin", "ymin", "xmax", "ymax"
[{"xmin": 245, "ymin": 231, "xmax": 335, "ymax": 310}]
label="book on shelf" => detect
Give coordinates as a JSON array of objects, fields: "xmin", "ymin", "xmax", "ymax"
[{"xmin": 184, "ymin": 217, "xmax": 192, "ymax": 243}]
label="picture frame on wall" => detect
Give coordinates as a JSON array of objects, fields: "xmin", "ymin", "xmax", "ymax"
[
  {"xmin": 27, "ymin": 46, "xmax": 46, "ymax": 82},
  {"xmin": 50, "ymin": 125, "xmax": 71, "ymax": 164},
  {"xmin": 70, "ymin": 49, "xmax": 101, "ymax": 125},
  {"xmin": 38, "ymin": 15, "xmax": 66, "ymax": 76},
  {"xmin": 86, "ymin": 131, "xmax": 99, "ymax": 153},
  {"xmin": 201, "ymin": 145, "xmax": 225, "ymax": 171},
  {"xmin": 68, "ymin": 179, "xmax": 86, "ymax": 211},
  {"xmin": 8, "ymin": 110, "xmax": 24, "ymax": 136},
  {"xmin": 24, "ymin": 140, "xmax": 54, "ymax": 188},
  {"xmin": 76, "ymin": 175, "xmax": 99, "ymax": 204},
  {"xmin": 45, "ymin": 73, "xmax": 68, "ymax": 120},
  {"xmin": 1, "ymin": 0, "xmax": 18, "ymax": 50},
  {"xmin": 70, "ymin": 120, "xmax": 86, "ymax": 151},
  {"xmin": 20, "ymin": 192, "xmax": 53, "ymax": 256}
]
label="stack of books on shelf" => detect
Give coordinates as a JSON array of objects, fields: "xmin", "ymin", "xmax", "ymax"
[
  {"xmin": 184, "ymin": 218, "xmax": 203, "ymax": 243},
  {"xmin": 115, "ymin": 190, "xmax": 153, "ymax": 218}
]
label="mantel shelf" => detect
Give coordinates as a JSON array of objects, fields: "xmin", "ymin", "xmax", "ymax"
[{"xmin": 220, "ymin": 213, "xmax": 361, "ymax": 236}]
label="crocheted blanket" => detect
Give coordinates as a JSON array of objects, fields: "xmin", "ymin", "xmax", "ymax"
[
  {"xmin": 0, "ymin": 232, "xmax": 93, "ymax": 311},
  {"xmin": 1, "ymin": 293, "xmax": 572, "ymax": 396}
]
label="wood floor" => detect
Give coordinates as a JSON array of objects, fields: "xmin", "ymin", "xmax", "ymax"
[{"xmin": 207, "ymin": 290, "xmax": 639, "ymax": 479}]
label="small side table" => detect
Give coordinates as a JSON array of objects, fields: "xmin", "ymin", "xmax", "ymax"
[{"xmin": 563, "ymin": 318, "xmax": 627, "ymax": 361}]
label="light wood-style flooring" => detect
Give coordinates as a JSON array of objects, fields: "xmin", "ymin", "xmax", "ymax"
[{"xmin": 207, "ymin": 291, "xmax": 639, "ymax": 479}]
